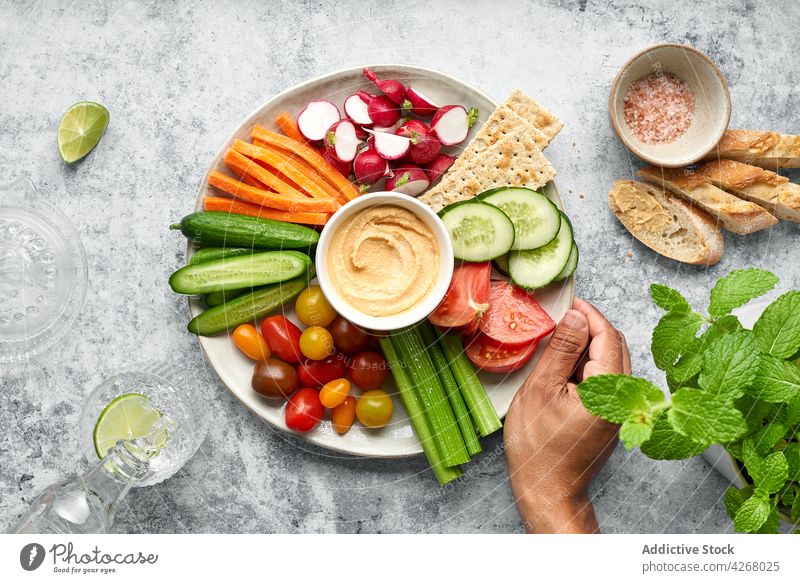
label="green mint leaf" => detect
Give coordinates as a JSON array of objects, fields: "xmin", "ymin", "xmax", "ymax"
[
  {"xmin": 778, "ymin": 393, "xmax": 800, "ymax": 425},
  {"xmin": 668, "ymin": 388, "xmax": 747, "ymax": 443},
  {"xmin": 640, "ymin": 415, "xmax": 708, "ymax": 459},
  {"xmin": 793, "ymin": 488, "xmax": 800, "ymax": 521},
  {"xmin": 757, "ymin": 506, "xmax": 781, "ymax": 534},
  {"xmin": 754, "ymin": 291, "xmax": 800, "ymax": 358},
  {"xmin": 708, "ymin": 269, "xmax": 778, "ymax": 318},
  {"xmin": 737, "ymin": 393, "xmax": 776, "ymax": 432},
  {"xmin": 650, "ymin": 284, "xmax": 690, "ymax": 313},
  {"xmin": 734, "ymin": 490, "xmax": 771, "ymax": 533},
  {"xmin": 619, "ymin": 415, "xmax": 653, "ymax": 449},
  {"xmin": 741, "ymin": 438, "xmax": 763, "ymax": 476},
  {"xmin": 698, "ymin": 329, "xmax": 759, "ymax": 399},
  {"xmin": 753, "ymin": 355, "xmax": 800, "ymax": 403},
  {"xmin": 751, "ymin": 451, "xmax": 788, "ymax": 494},
  {"xmin": 784, "ymin": 443, "xmax": 800, "ymax": 481},
  {"xmin": 751, "ymin": 421, "xmax": 787, "ymax": 456},
  {"xmin": 669, "ymin": 315, "xmax": 742, "ymax": 385},
  {"xmin": 577, "ymin": 374, "xmax": 664, "ymax": 424},
  {"xmin": 724, "ymin": 486, "xmax": 744, "ymax": 519},
  {"xmin": 651, "ymin": 311, "xmax": 704, "ymax": 370}
]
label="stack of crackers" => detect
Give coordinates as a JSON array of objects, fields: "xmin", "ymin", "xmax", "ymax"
[{"xmin": 419, "ymin": 89, "xmax": 563, "ymax": 212}]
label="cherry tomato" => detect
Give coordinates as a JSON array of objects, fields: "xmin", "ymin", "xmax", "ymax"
[
  {"xmin": 331, "ymin": 396, "xmax": 356, "ymax": 434},
  {"xmin": 299, "ymin": 326, "xmax": 335, "ymax": 360},
  {"xmin": 295, "ymin": 285, "xmax": 337, "ymax": 327},
  {"xmin": 356, "ymin": 389, "xmax": 393, "ymax": 428},
  {"xmin": 296, "ymin": 354, "xmax": 348, "ymax": 387},
  {"xmin": 319, "ymin": 378, "xmax": 350, "ymax": 409},
  {"xmin": 252, "ymin": 359, "xmax": 299, "ymax": 399},
  {"xmin": 261, "ymin": 315, "xmax": 303, "ymax": 364},
  {"xmin": 464, "ymin": 332, "xmax": 539, "ymax": 373},
  {"xmin": 328, "ymin": 316, "xmax": 370, "ymax": 354},
  {"xmin": 348, "ymin": 351, "xmax": 389, "ymax": 390},
  {"xmin": 477, "ymin": 281, "xmax": 556, "ymax": 347},
  {"xmin": 285, "ymin": 388, "xmax": 324, "ymax": 432},
  {"xmin": 232, "ymin": 324, "xmax": 271, "ymax": 362},
  {"xmin": 429, "ymin": 262, "xmax": 491, "ymax": 330}
]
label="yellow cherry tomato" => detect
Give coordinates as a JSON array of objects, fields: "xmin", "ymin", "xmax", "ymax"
[
  {"xmin": 299, "ymin": 326, "xmax": 335, "ymax": 360},
  {"xmin": 356, "ymin": 389, "xmax": 394, "ymax": 428},
  {"xmin": 331, "ymin": 396, "xmax": 356, "ymax": 434},
  {"xmin": 319, "ymin": 378, "xmax": 350, "ymax": 409},
  {"xmin": 232, "ymin": 324, "xmax": 271, "ymax": 362},
  {"xmin": 295, "ymin": 285, "xmax": 337, "ymax": 327}
]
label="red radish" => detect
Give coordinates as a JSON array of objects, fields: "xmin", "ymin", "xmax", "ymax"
[
  {"xmin": 395, "ymin": 119, "xmax": 430, "ymax": 139},
  {"xmin": 363, "ymin": 67, "xmax": 406, "ymax": 105},
  {"xmin": 344, "ymin": 93, "xmax": 373, "ymax": 126},
  {"xmin": 353, "ymin": 147, "xmax": 391, "ymax": 185},
  {"xmin": 366, "ymin": 94, "xmax": 401, "ymax": 128},
  {"xmin": 395, "ymin": 120, "xmax": 440, "ymax": 164},
  {"xmin": 364, "ymin": 128, "xmax": 410, "ymax": 160},
  {"xmin": 430, "ymin": 105, "xmax": 479, "ymax": 146},
  {"xmin": 296, "ymin": 100, "xmax": 340, "ymax": 141},
  {"xmin": 405, "ymin": 86, "xmax": 440, "ymax": 116},
  {"xmin": 324, "ymin": 120, "xmax": 359, "ymax": 163},
  {"xmin": 385, "ymin": 166, "xmax": 430, "ymax": 196},
  {"xmin": 321, "ymin": 147, "xmax": 351, "ymax": 176},
  {"xmin": 425, "ymin": 154, "xmax": 455, "ymax": 183}
]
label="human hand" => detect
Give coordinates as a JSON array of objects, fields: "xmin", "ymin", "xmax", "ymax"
[{"xmin": 504, "ymin": 298, "xmax": 631, "ymax": 533}]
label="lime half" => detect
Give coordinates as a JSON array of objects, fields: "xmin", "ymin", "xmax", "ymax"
[
  {"xmin": 58, "ymin": 101, "xmax": 109, "ymax": 163},
  {"xmin": 93, "ymin": 393, "xmax": 164, "ymax": 458}
]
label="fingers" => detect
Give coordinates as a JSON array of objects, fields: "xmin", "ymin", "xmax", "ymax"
[
  {"xmin": 573, "ymin": 297, "xmax": 627, "ymax": 379},
  {"xmin": 523, "ymin": 309, "xmax": 590, "ymax": 396}
]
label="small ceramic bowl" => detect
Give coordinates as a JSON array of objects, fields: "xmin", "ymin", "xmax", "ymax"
[
  {"xmin": 609, "ymin": 43, "xmax": 731, "ymax": 167},
  {"xmin": 315, "ymin": 192, "xmax": 454, "ymax": 331}
]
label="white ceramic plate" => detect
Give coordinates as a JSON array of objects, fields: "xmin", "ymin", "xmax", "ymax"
[{"xmin": 189, "ymin": 65, "xmax": 574, "ymax": 457}]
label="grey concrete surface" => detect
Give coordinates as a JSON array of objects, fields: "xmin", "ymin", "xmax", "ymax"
[{"xmin": 1, "ymin": 0, "xmax": 798, "ymax": 533}]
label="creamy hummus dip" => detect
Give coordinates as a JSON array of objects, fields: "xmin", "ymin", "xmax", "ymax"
[{"xmin": 326, "ymin": 204, "xmax": 439, "ymax": 318}]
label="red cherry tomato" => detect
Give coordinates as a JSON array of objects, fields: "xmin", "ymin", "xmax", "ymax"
[
  {"xmin": 284, "ymin": 388, "xmax": 324, "ymax": 432},
  {"xmin": 297, "ymin": 354, "xmax": 348, "ymax": 387},
  {"xmin": 260, "ymin": 315, "xmax": 303, "ymax": 364},
  {"xmin": 477, "ymin": 281, "xmax": 556, "ymax": 347},
  {"xmin": 328, "ymin": 316, "xmax": 370, "ymax": 354},
  {"xmin": 428, "ymin": 262, "xmax": 491, "ymax": 330},
  {"xmin": 464, "ymin": 332, "xmax": 539, "ymax": 373},
  {"xmin": 348, "ymin": 351, "xmax": 389, "ymax": 390}
]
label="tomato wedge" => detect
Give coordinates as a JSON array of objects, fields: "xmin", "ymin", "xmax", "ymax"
[
  {"xmin": 428, "ymin": 262, "xmax": 491, "ymax": 330},
  {"xmin": 477, "ymin": 281, "xmax": 556, "ymax": 347},
  {"xmin": 464, "ymin": 332, "xmax": 539, "ymax": 373}
]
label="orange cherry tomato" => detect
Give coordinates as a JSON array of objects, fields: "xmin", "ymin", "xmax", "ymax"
[
  {"xmin": 331, "ymin": 396, "xmax": 356, "ymax": 434},
  {"xmin": 232, "ymin": 324, "xmax": 271, "ymax": 362},
  {"xmin": 356, "ymin": 389, "xmax": 394, "ymax": 428},
  {"xmin": 319, "ymin": 378, "xmax": 350, "ymax": 409}
]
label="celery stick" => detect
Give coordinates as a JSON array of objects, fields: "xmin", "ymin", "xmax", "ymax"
[
  {"xmin": 438, "ymin": 332, "xmax": 502, "ymax": 436},
  {"xmin": 380, "ymin": 338, "xmax": 462, "ymax": 485},
  {"xmin": 418, "ymin": 322, "xmax": 482, "ymax": 457},
  {"xmin": 391, "ymin": 328, "xmax": 470, "ymax": 467}
]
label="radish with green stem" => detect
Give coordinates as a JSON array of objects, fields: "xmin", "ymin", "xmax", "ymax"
[
  {"xmin": 396, "ymin": 120, "xmax": 441, "ymax": 165},
  {"xmin": 385, "ymin": 166, "xmax": 430, "ymax": 196},
  {"xmin": 353, "ymin": 147, "xmax": 391, "ymax": 185},
  {"xmin": 430, "ymin": 105, "xmax": 479, "ymax": 146},
  {"xmin": 296, "ymin": 100, "xmax": 340, "ymax": 142},
  {"xmin": 362, "ymin": 67, "xmax": 406, "ymax": 105},
  {"xmin": 364, "ymin": 128, "xmax": 411, "ymax": 160},
  {"xmin": 365, "ymin": 94, "xmax": 401, "ymax": 128},
  {"xmin": 405, "ymin": 87, "xmax": 440, "ymax": 116},
  {"xmin": 324, "ymin": 120, "xmax": 359, "ymax": 163}
]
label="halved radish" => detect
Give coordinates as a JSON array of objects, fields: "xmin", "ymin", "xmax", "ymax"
[
  {"xmin": 385, "ymin": 166, "xmax": 430, "ymax": 196},
  {"xmin": 426, "ymin": 154, "xmax": 455, "ymax": 183},
  {"xmin": 406, "ymin": 86, "xmax": 440, "ymax": 116},
  {"xmin": 364, "ymin": 128, "xmax": 410, "ymax": 160},
  {"xmin": 321, "ymin": 147, "xmax": 352, "ymax": 177},
  {"xmin": 297, "ymin": 100, "xmax": 340, "ymax": 141},
  {"xmin": 353, "ymin": 147, "xmax": 391, "ymax": 184},
  {"xmin": 344, "ymin": 93, "xmax": 373, "ymax": 126},
  {"xmin": 366, "ymin": 94, "xmax": 401, "ymax": 127},
  {"xmin": 324, "ymin": 120, "xmax": 359, "ymax": 163},
  {"xmin": 363, "ymin": 68, "xmax": 406, "ymax": 105},
  {"xmin": 430, "ymin": 105, "xmax": 479, "ymax": 146}
]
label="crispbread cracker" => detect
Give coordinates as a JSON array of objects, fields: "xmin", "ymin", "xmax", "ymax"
[
  {"xmin": 505, "ymin": 89, "xmax": 563, "ymax": 144},
  {"xmin": 469, "ymin": 104, "xmax": 549, "ymax": 152},
  {"xmin": 419, "ymin": 128, "xmax": 556, "ymax": 212}
]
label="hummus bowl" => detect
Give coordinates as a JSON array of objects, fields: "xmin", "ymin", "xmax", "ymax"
[{"xmin": 315, "ymin": 192, "xmax": 454, "ymax": 331}]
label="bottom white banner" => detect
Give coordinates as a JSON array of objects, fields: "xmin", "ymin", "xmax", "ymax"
[{"xmin": 1, "ymin": 534, "xmax": 797, "ymax": 582}]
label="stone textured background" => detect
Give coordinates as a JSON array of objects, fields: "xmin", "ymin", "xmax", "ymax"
[{"xmin": 1, "ymin": 0, "xmax": 798, "ymax": 533}]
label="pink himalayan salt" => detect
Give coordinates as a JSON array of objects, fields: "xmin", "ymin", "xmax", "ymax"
[{"xmin": 623, "ymin": 72, "xmax": 695, "ymax": 145}]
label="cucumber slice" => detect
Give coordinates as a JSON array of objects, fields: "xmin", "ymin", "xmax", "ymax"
[
  {"xmin": 479, "ymin": 187, "xmax": 561, "ymax": 250},
  {"xmin": 439, "ymin": 201, "xmax": 515, "ymax": 261},
  {"xmin": 509, "ymin": 212, "xmax": 573, "ymax": 289},
  {"xmin": 190, "ymin": 247, "xmax": 254, "ymax": 265},
  {"xmin": 554, "ymin": 242, "xmax": 579, "ymax": 282},
  {"xmin": 169, "ymin": 250, "xmax": 310, "ymax": 295}
]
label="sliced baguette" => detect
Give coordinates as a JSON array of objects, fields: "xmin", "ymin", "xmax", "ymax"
[
  {"xmin": 692, "ymin": 159, "xmax": 800, "ymax": 222},
  {"xmin": 704, "ymin": 129, "xmax": 800, "ymax": 169},
  {"xmin": 608, "ymin": 180, "xmax": 723, "ymax": 266},
  {"xmin": 638, "ymin": 166, "xmax": 778, "ymax": 235}
]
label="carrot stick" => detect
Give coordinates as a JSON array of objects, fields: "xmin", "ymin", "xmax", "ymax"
[
  {"xmin": 223, "ymin": 149, "xmax": 313, "ymax": 200},
  {"xmin": 275, "ymin": 112, "xmax": 308, "ymax": 144},
  {"xmin": 232, "ymin": 139, "xmax": 345, "ymax": 203},
  {"xmin": 251, "ymin": 125, "xmax": 360, "ymax": 201},
  {"xmin": 208, "ymin": 170, "xmax": 340, "ymax": 213},
  {"xmin": 203, "ymin": 196, "xmax": 330, "ymax": 226}
]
